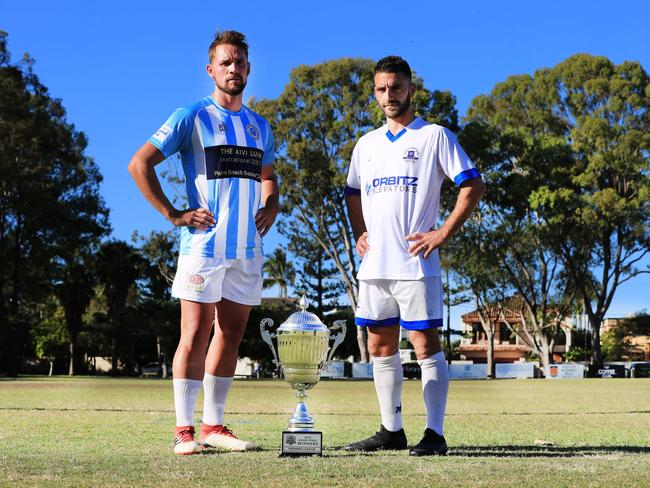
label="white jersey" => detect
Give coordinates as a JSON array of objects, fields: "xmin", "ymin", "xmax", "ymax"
[
  {"xmin": 345, "ymin": 117, "xmax": 480, "ymax": 280},
  {"xmin": 149, "ymin": 97, "xmax": 274, "ymax": 259}
]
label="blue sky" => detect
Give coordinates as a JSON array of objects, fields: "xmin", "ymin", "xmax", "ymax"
[{"xmin": 3, "ymin": 0, "xmax": 648, "ymax": 323}]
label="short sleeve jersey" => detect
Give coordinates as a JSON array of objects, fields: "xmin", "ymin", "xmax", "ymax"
[
  {"xmin": 149, "ymin": 97, "xmax": 274, "ymax": 259},
  {"xmin": 345, "ymin": 117, "xmax": 480, "ymax": 280}
]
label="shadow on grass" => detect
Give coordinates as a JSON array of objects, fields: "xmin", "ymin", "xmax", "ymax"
[
  {"xmin": 323, "ymin": 445, "xmax": 650, "ymax": 458},
  {"xmin": 447, "ymin": 445, "xmax": 650, "ymax": 458}
]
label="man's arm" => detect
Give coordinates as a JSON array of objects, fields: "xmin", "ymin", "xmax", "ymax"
[
  {"xmin": 255, "ymin": 165, "xmax": 280, "ymax": 237},
  {"xmin": 128, "ymin": 142, "xmax": 215, "ymax": 230},
  {"xmin": 345, "ymin": 193, "xmax": 369, "ymax": 258},
  {"xmin": 406, "ymin": 177, "xmax": 485, "ymax": 258}
]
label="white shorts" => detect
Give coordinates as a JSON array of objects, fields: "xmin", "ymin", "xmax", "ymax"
[
  {"xmin": 171, "ymin": 255, "xmax": 264, "ymax": 305},
  {"xmin": 355, "ymin": 277, "xmax": 443, "ymax": 331}
]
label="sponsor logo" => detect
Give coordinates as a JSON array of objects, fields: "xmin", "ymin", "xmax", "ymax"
[
  {"xmin": 218, "ymin": 123, "xmax": 228, "ymax": 132},
  {"xmin": 152, "ymin": 124, "xmax": 172, "ymax": 143},
  {"xmin": 598, "ymin": 368, "xmax": 617, "ymax": 378},
  {"xmin": 246, "ymin": 124, "xmax": 260, "ymax": 139},
  {"xmin": 395, "ymin": 405, "xmax": 402, "ymax": 414},
  {"xmin": 365, "ymin": 175, "xmax": 418, "ymax": 196},
  {"xmin": 402, "ymin": 147, "xmax": 420, "ymax": 163},
  {"xmin": 186, "ymin": 274, "xmax": 206, "ymax": 293},
  {"xmin": 204, "ymin": 144, "xmax": 264, "ymax": 182}
]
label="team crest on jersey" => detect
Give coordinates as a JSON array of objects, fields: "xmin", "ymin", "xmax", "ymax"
[
  {"xmin": 402, "ymin": 147, "xmax": 420, "ymax": 163},
  {"xmin": 246, "ymin": 124, "xmax": 260, "ymax": 140}
]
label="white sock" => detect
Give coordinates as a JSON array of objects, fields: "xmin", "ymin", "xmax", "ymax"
[
  {"xmin": 419, "ymin": 351, "xmax": 449, "ymax": 435},
  {"xmin": 173, "ymin": 378, "xmax": 202, "ymax": 427},
  {"xmin": 372, "ymin": 352, "xmax": 403, "ymax": 432},
  {"xmin": 202, "ymin": 373, "xmax": 233, "ymax": 426}
]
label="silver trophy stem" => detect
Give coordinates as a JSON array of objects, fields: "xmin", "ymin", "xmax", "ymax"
[{"xmin": 288, "ymin": 388, "xmax": 314, "ymax": 431}]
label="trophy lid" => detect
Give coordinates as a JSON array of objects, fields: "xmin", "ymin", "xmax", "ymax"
[{"xmin": 277, "ymin": 295, "xmax": 328, "ymax": 332}]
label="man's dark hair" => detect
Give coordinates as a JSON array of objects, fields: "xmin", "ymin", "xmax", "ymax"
[
  {"xmin": 209, "ymin": 30, "xmax": 249, "ymax": 62},
  {"xmin": 374, "ymin": 56, "xmax": 412, "ymax": 81}
]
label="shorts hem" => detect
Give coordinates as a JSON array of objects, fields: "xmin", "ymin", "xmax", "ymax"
[
  {"xmin": 221, "ymin": 293, "xmax": 262, "ymax": 306},
  {"xmin": 355, "ymin": 316, "xmax": 400, "ymax": 327},
  {"xmin": 172, "ymin": 293, "xmax": 222, "ymax": 304},
  {"xmin": 400, "ymin": 318, "xmax": 443, "ymax": 330}
]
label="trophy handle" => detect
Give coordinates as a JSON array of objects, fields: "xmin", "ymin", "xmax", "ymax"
[
  {"xmin": 326, "ymin": 320, "xmax": 347, "ymax": 363},
  {"xmin": 259, "ymin": 318, "xmax": 280, "ymax": 367}
]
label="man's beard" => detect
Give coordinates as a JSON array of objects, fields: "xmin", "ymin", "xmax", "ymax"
[
  {"xmin": 217, "ymin": 78, "xmax": 246, "ymax": 96},
  {"xmin": 382, "ymin": 94, "xmax": 411, "ymax": 118}
]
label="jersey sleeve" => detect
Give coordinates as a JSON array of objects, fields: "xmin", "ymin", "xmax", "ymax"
[
  {"xmin": 345, "ymin": 143, "xmax": 362, "ymax": 196},
  {"xmin": 262, "ymin": 122, "xmax": 275, "ymax": 167},
  {"xmin": 437, "ymin": 127, "xmax": 481, "ymax": 186},
  {"xmin": 148, "ymin": 108, "xmax": 193, "ymax": 158}
]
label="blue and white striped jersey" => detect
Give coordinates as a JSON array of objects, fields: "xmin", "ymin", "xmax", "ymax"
[
  {"xmin": 345, "ymin": 117, "xmax": 480, "ymax": 279},
  {"xmin": 149, "ymin": 97, "xmax": 274, "ymax": 259}
]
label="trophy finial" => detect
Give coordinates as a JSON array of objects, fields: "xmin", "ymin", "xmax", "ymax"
[{"xmin": 299, "ymin": 294, "xmax": 309, "ymax": 311}]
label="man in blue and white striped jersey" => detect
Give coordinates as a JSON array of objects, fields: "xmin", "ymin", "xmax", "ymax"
[{"xmin": 129, "ymin": 30, "xmax": 278, "ymax": 455}]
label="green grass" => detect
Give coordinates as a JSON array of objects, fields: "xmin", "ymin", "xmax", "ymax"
[{"xmin": 1, "ymin": 377, "xmax": 649, "ymax": 487}]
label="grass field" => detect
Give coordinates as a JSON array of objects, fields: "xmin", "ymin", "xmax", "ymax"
[{"xmin": 0, "ymin": 377, "xmax": 649, "ymax": 487}]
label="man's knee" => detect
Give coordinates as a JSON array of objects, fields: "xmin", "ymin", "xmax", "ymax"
[
  {"xmin": 410, "ymin": 328, "xmax": 442, "ymax": 359},
  {"xmin": 368, "ymin": 326, "xmax": 400, "ymax": 357}
]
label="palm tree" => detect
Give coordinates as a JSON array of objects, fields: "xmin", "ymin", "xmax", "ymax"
[{"xmin": 262, "ymin": 249, "xmax": 296, "ymax": 298}]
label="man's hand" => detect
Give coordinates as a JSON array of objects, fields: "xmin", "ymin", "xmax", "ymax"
[
  {"xmin": 356, "ymin": 232, "xmax": 370, "ymax": 258},
  {"xmin": 255, "ymin": 204, "xmax": 279, "ymax": 237},
  {"xmin": 405, "ymin": 229, "xmax": 447, "ymax": 259},
  {"xmin": 169, "ymin": 208, "xmax": 216, "ymax": 230}
]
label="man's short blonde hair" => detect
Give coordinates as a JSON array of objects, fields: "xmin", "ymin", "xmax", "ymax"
[{"xmin": 208, "ymin": 30, "xmax": 249, "ymax": 62}]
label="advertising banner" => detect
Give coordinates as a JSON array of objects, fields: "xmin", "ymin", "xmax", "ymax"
[
  {"xmin": 546, "ymin": 363, "xmax": 585, "ymax": 379},
  {"xmin": 449, "ymin": 363, "xmax": 487, "ymax": 380},
  {"xmin": 352, "ymin": 362, "xmax": 373, "ymax": 379},
  {"xmin": 321, "ymin": 361, "xmax": 346, "ymax": 378},
  {"xmin": 495, "ymin": 362, "xmax": 535, "ymax": 379}
]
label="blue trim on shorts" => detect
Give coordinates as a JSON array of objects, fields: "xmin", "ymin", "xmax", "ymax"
[
  {"xmin": 355, "ymin": 316, "xmax": 400, "ymax": 327},
  {"xmin": 400, "ymin": 318, "xmax": 443, "ymax": 330}
]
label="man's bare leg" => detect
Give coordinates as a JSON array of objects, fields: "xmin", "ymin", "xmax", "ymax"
[
  {"xmin": 171, "ymin": 300, "xmax": 215, "ymax": 455},
  {"xmin": 200, "ymin": 298, "xmax": 256, "ymax": 451}
]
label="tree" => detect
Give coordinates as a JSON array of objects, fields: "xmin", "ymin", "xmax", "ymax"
[
  {"xmin": 251, "ymin": 58, "xmax": 459, "ymax": 362},
  {"xmin": 445, "ymin": 214, "xmax": 508, "ymax": 378},
  {"xmin": 135, "ymin": 230, "xmax": 178, "ymax": 377},
  {"xmin": 464, "ymin": 54, "xmax": 650, "ymax": 366},
  {"xmin": 290, "ymin": 239, "xmax": 343, "ymax": 317},
  {"xmin": 262, "ymin": 248, "xmax": 296, "ymax": 299},
  {"xmin": 0, "ymin": 31, "xmax": 109, "ymax": 376},
  {"xmin": 95, "ymin": 240, "xmax": 145, "ymax": 375},
  {"xmin": 55, "ymin": 252, "xmax": 97, "ymax": 375},
  {"xmin": 30, "ymin": 297, "xmax": 68, "ymax": 376}
]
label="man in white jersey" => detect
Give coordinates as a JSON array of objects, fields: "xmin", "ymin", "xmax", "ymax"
[
  {"xmin": 344, "ymin": 56, "xmax": 485, "ymax": 455},
  {"xmin": 128, "ymin": 31, "xmax": 279, "ymax": 455}
]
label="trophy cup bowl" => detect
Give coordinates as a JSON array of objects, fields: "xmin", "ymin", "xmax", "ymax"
[{"xmin": 260, "ymin": 295, "xmax": 346, "ymax": 456}]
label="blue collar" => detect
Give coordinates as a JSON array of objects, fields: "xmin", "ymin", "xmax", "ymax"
[{"xmin": 385, "ymin": 127, "xmax": 407, "ymax": 142}]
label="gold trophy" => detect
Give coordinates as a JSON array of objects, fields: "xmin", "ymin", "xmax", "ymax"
[{"xmin": 260, "ymin": 295, "xmax": 346, "ymax": 456}]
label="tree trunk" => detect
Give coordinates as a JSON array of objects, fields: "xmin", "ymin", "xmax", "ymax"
[
  {"xmin": 111, "ymin": 338, "xmax": 118, "ymax": 376},
  {"xmin": 486, "ymin": 330, "xmax": 495, "ymax": 379},
  {"xmin": 356, "ymin": 326, "xmax": 369, "ymax": 363},
  {"xmin": 68, "ymin": 339, "xmax": 75, "ymax": 375},
  {"xmin": 48, "ymin": 358, "xmax": 54, "ymax": 376},
  {"xmin": 540, "ymin": 340, "xmax": 551, "ymax": 375}
]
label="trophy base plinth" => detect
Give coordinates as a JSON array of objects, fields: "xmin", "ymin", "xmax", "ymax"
[{"xmin": 280, "ymin": 431, "xmax": 323, "ymax": 456}]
